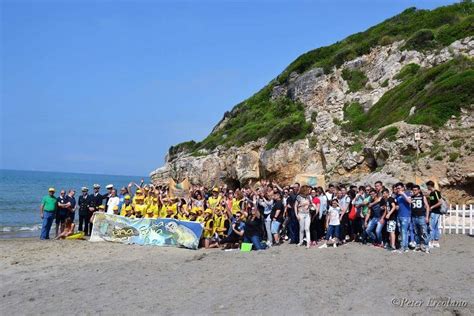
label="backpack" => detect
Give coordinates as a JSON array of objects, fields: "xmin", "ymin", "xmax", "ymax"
[
  {"xmin": 348, "ymin": 204, "xmax": 357, "ymax": 221},
  {"xmin": 435, "ymin": 191, "xmax": 449, "ymax": 215}
]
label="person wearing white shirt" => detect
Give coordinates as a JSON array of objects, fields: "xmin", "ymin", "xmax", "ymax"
[{"xmin": 106, "ymin": 189, "xmax": 120, "ymax": 215}]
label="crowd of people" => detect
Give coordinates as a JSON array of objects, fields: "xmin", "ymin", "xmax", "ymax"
[{"xmin": 39, "ymin": 179, "xmax": 445, "ymax": 253}]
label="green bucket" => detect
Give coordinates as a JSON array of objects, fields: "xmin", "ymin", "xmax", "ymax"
[{"xmin": 240, "ymin": 242, "xmax": 253, "ymax": 252}]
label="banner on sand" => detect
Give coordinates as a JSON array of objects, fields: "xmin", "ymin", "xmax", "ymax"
[
  {"xmin": 90, "ymin": 213, "xmax": 203, "ymax": 250},
  {"xmin": 169, "ymin": 178, "xmax": 191, "ymax": 199},
  {"xmin": 294, "ymin": 173, "xmax": 326, "ymax": 188}
]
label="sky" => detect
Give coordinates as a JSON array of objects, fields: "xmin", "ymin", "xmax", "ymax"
[{"xmin": 0, "ymin": 0, "xmax": 456, "ymax": 176}]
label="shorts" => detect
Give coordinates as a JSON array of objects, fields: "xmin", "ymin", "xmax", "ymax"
[
  {"xmin": 271, "ymin": 221, "xmax": 281, "ymax": 234},
  {"xmin": 56, "ymin": 209, "xmax": 68, "ymax": 224},
  {"xmin": 387, "ymin": 220, "xmax": 396, "ymax": 233}
]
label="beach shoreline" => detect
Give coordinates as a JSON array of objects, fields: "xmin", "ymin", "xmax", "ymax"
[{"xmin": 1, "ymin": 235, "xmax": 473, "ymax": 315}]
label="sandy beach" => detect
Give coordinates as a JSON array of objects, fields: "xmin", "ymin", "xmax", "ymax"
[{"xmin": 1, "ymin": 235, "xmax": 473, "ymax": 315}]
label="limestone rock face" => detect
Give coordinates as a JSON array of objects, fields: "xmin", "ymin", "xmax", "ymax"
[{"xmin": 150, "ymin": 37, "xmax": 474, "ymax": 203}]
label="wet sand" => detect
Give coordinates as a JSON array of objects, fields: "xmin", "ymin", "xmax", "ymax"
[{"xmin": 1, "ymin": 235, "xmax": 473, "ymax": 315}]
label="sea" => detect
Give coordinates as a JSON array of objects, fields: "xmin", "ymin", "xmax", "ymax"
[{"xmin": 0, "ymin": 169, "xmax": 148, "ymax": 239}]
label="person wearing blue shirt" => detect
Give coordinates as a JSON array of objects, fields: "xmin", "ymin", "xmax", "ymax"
[{"xmin": 395, "ymin": 182, "xmax": 412, "ymax": 252}]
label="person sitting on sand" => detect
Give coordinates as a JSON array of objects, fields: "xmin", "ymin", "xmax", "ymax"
[
  {"xmin": 56, "ymin": 218, "xmax": 75, "ymax": 239},
  {"xmin": 220, "ymin": 211, "xmax": 245, "ymax": 249}
]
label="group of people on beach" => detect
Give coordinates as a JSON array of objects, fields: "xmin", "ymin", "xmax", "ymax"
[{"xmin": 40, "ymin": 178, "xmax": 445, "ymax": 253}]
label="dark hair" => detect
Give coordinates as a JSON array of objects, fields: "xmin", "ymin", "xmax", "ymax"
[
  {"xmin": 358, "ymin": 186, "xmax": 365, "ymax": 191},
  {"xmin": 370, "ymin": 189, "xmax": 377, "ymax": 194},
  {"xmin": 328, "ymin": 184, "xmax": 335, "ymax": 188},
  {"xmin": 413, "ymin": 185, "xmax": 421, "ymax": 190},
  {"xmin": 395, "ymin": 182, "xmax": 404, "ymax": 188},
  {"xmin": 382, "ymin": 188, "xmax": 390, "ymax": 194},
  {"xmin": 375, "ymin": 181, "xmax": 383, "ymax": 186},
  {"xmin": 406, "ymin": 182, "xmax": 414, "ymax": 190},
  {"xmin": 426, "ymin": 180, "xmax": 435, "ymax": 187}
]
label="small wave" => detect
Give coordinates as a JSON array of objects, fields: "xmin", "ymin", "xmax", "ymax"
[{"xmin": 0, "ymin": 224, "xmax": 42, "ymax": 233}]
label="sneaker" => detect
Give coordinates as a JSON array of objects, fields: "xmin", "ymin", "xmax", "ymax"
[
  {"xmin": 297, "ymin": 242, "xmax": 303, "ymax": 247},
  {"xmin": 409, "ymin": 241, "xmax": 417, "ymax": 248},
  {"xmin": 306, "ymin": 245, "xmax": 311, "ymax": 249},
  {"xmin": 433, "ymin": 242, "xmax": 440, "ymax": 248},
  {"xmin": 333, "ymin": 243, "xmax": 337, "ymax": 248},
  {"xmin": 318, "ymin": 243, "xmax": 328, "ymax": 249},
  {"xmin": 424, "ymin": 247, "xmax": 430, "ymax": 254},
  {"xmin": 403, "ymin": 249, "xmax": 410, "ymax": 253},
  {"xmin": 391, "ymin": 249, "xmax": 401, "ymax": 254}
]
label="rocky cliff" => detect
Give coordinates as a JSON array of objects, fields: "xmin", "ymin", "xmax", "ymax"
[{"xmin": 151, "ymin": 4, "xmax": 474, "ymax": 203}]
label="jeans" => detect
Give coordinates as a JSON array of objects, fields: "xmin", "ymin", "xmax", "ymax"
[
  {"xmin": 264, "ymin": 215, "xmax": 272, "ymax": 244},
  {"xmin": 412, "ymin": 215, "xmax": 429, "ymax": 247},
  {"xmin": 325, "ymin": 225, "xmax": 340, "ymax": 240},
  {"xmin": 430, "ymin": 213, "xmax": 441, "ymax": 242},
  {"xmin": 409, "ymin": 219, "xmax": 415, "ymax": 243},
  {"xmin": 397, "ymin": 217, "xmax": 410, "ymax": 250},
  {"xmin": 298, "ymin": 213, "xmax": 311, "ymax": 244},
  {"xmin": 287, "ymin": 209, "xmax": 299, "ymax": 244},
  {"xmin": 365, "ymin": 217, "xmax": 384, "ymax": 243},
  {"xmin": 244, "ymin": 235, "xmax": 266, "ymax": 250},
  {"xmin": 40, "ymin": 211, "xmax": 56, "ymax": 240}
]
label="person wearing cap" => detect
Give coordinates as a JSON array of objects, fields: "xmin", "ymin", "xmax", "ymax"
[
  {"xmin": 207, "ymin": 188, "xmax": 221, "ymax": 209},
  {"xmin": 123, "ymin": 205, "xmax": 133, "ymax": 217},
  {"xmin": 112, "ymin": 205, "xmax": 120, "ymax": 215},
  {"xmin": 103, "ymin": 184, "xmax": 114, "ymax": 208},
  {"xmin": 120, "ymin": 195, "xmax": 133, "ymax": 216},
  {"xmin": 91, "ymin": 184, "xmax": 104, "ymax": 211},
  {"xmin": 106, "ymin": 189, "xmax": 120, "ymax": 215},
  {"xmin": 147, "ymin": 197, "xmax": 159, "ymax": 218},
  {"xmin": 133, "ymin": 193, "xmax": 148, "ymax": 217},
  {"xmin": 78, "ymin": 187, "xmax": 93, "ymax": 235},
  {"xmin": 132, "ymin": 189, "xmax": 143, "ymax": 205},
  {"xmin": 40, "ymin": 188, "xmax": 57, "ymax": 240}
]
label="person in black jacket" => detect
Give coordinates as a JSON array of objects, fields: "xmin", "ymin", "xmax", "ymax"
[
  {"xmin": 88, "ymin": 184, "xmax": 104, "ymax": 235},
  {"xmin": 78, "ymin": 187, "xmax": 92, "ymax": 235}
]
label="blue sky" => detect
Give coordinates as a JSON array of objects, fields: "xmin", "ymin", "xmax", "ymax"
[{"xmin": 1, "ymin": 0, "xmax": 455, "ymax": 176}]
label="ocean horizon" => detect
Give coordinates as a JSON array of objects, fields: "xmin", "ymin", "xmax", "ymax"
[{"xmin": 0, "ymin": 169, "xmax": 148, "ymax": 238}]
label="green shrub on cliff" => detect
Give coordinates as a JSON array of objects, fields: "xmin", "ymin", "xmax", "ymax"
[
  {"xmin": 342, "ymin": 69, "xmax": 369, "ymax": 92},
  {"xmin": 349, "ymin": 56, "xmax": 474, "ymax": 131},
  {"xmin": 277, "ymin": 1, "xmax": 473, "ymax": 83}
]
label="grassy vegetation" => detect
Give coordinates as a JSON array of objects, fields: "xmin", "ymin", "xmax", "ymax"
[
  {"xmin": 376, "ymin": 126, "xmax": 399, "ymax": 142},
  {"xmin": 342, "ymin": 69, "xmax": 369, "ymax": 92},
  {"xmin": 172, "ymin": 85, "xmax": 312, "ymax": 152},
  {"xmin": 277, "ymin": 1, "xmax": 474, "ymax": 83},
  {"xmin": 395, "ymin": 63, "xmax": 421, "ymax": 81},
  {"xmin": 350, "ymin": 142, "xmax": 364, "ymax": 152},
  {"xmin": 429, "ymin": 142, "xmax": 445, "ymax": 158},
  {"xmin": 449, "ymin": 152, "xmax": 460, "ymax": 162},
  {"xmin": 169, "ymin": 2, "xmax": 474, "ymax": 155},
  {"xmin": 381, "ymin": 79, "xmax": 389, "ymax": 87},
  {"xmin": 308, "ymin": 136, "xmax": 318, "ymax": 149},
  {"xmin": 343, "ymin": 57, "xmax": 474, "ymax": 132},
  {"xmin": 452, "ymin": 139, "xmax": 463, "ymax": 148}
]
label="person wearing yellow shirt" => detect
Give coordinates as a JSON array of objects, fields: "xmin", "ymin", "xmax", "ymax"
[
  {"xmin": 133, "ymin": 196, "xmax": 148, "ymax": 217},
  {"xmin": 144, "ymin": 208, "xmax": 156, "ymax": 219},
  {"xmin": 120, "ymin": 195, "xmax": 133, "ymax": 216},
  {"xmin": 123, "ymin": 205, "xmax": 133, "ymax": 218},
  {"xmin": 147, "ymin": 197, "xmax": 159, "ymax": 218},
  {"xmin": 202, "ymin": 209, "xmax": 217, "ymax": 249},
  {"xmin": 132, "ymin": 189, "xmax": 145, "ymax": 205},
  {"xmin": 161, "ymin": 198, "xmax": 177, "ymax": 218},
  {"xmin": 207, "ymin": 188, "xmax": 221, "ymax": 209},
  {"xmin": 214, "ymin": 208, "xmax": 229, "ymax": 239}
]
